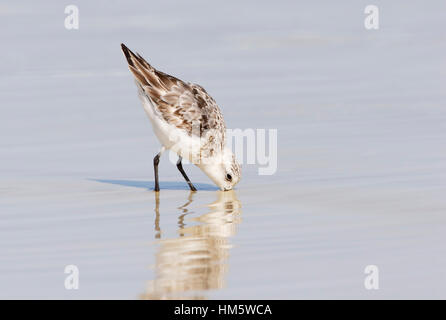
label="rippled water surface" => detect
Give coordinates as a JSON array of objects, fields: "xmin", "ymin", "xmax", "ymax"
[{"xmin": 1, "ymin": 1, "xmax": 446, "ymax": 299}]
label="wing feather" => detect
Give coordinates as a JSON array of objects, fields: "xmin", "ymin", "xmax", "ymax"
[{"xmin": 121, "ymin": 44, "xmax": 226, "ymax": 151}]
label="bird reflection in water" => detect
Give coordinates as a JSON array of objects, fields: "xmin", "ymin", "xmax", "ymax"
[{"xmin": 141, "ymin": 190, "xmax": 242, "ymax": 300}]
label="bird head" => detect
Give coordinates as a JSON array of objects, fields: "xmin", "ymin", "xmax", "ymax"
[{"xmin": 199, "ymin": 148, "xmax": 241, "ymax": 191}]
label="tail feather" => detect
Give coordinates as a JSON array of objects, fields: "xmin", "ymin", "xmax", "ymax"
[
  {"xmin": 121, "ymin": 43, "xmax": 150, "ymax": 69},
  {"xmin": 121, "ymin": 43, "xmax": 175, "ymax": 93}
]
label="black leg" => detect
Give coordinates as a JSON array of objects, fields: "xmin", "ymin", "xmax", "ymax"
[
  {"xmin": 176, "ymin": 157, "xmax": 197, "ymax": 191},
  {"xmin": 153, "ymin": 153, "xmax": 161, "ymax": 192}
]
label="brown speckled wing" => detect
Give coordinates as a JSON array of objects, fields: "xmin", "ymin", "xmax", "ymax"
[{"xmin": 121, "ymin": 44, "xmax": 226, "ymax": 150}]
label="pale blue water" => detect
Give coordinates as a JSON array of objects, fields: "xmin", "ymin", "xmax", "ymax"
[{"xmin": 1, "ymin": 1, "xmax": 445, "ymax": 299}]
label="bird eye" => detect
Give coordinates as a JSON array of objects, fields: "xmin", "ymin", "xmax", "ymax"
[{"xmin": 226, "ymin": 174, "xmax": 232, "ymax": 181}]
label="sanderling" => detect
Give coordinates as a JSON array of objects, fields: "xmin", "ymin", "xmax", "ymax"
[{"xmin": 121, "ymin": 44, "xmax": 241, "ymax": 191}]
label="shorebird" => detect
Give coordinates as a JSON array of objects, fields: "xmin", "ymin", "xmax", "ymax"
[{"xmin": 121, "ymin": 44, "xmax": 241, "ymax": 191}]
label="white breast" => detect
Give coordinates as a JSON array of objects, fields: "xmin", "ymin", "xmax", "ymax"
[{"xmin": 139, "ymin": 91, "xmax": 202, "ymax": 163}]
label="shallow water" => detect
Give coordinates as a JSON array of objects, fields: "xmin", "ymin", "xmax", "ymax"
[{"xmin": 1, "ymin": 1, "xmax": 446, "ymax": 299}]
